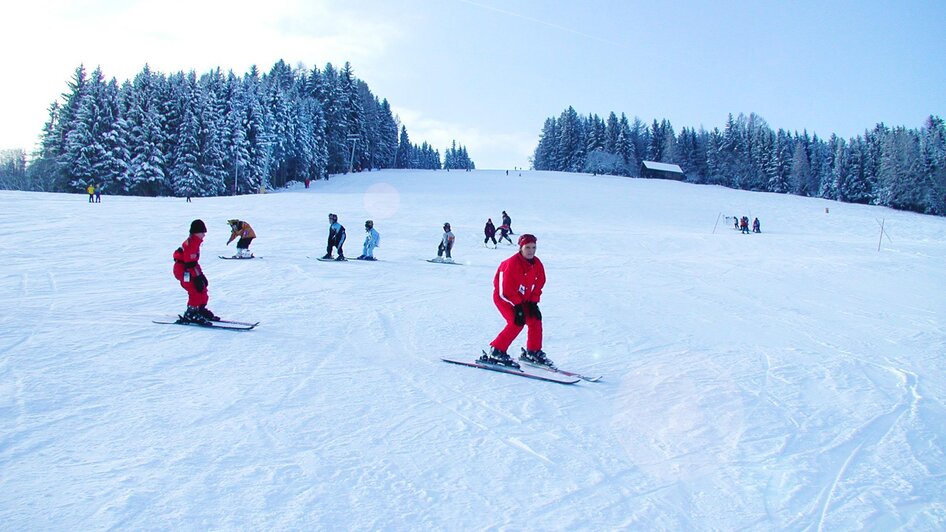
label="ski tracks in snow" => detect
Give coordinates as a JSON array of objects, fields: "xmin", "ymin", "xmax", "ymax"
[{"xmin": 757, "ymin": 347, "xmax": 927, "ymax": 530}]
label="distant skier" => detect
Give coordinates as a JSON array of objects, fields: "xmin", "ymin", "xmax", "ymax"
[
  {"xmin": 226, "ymin": 219, "xmax": 256, "ymax": 258},
  {"xmin": 484, "ymin": 218, "xmax": 498, "ymax": 248},
  {"xmin": 172, "ymin": 219, "xmax": 219, "ymax": 324},
  {"xmin": 480, "ymin": 234, "xmax": 552, "ymax": 369},
  {"xmin": 322, "ymin": 213, "xmax": 347, "ymax": 260},
  {"xmin": 733, "ymin": 216, "xmax": 739, "ymax": 230},
  {"xmin": 740, "ymin": 216, "xmax": 750, "ymax": 234},
  {"xmin": 502, "ymin": 210, "xmax": 513, "ymax": 234},
  {"xmin": 752, "ymin": 217, "xmax": 761, "ymax": 233},
  {"xmin": 94, "ymin": 186, "xmax": 102, "ymax": 203},
  {"xmin": 431, "ymin": 222, "xmax": 455, "ymax": 263},
  {"xmin": 87, "ymin": 183, "xmax": 95, "ymax": 203},
  {"xmin": 497, "ymin": 223, "xmax": 513, "ymax": 245},
  {"xmin": 357, "ymin": 220, "xmax": 380, "ymax": 260}
]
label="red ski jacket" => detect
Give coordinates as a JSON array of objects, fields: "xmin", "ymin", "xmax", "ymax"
[
  {"xmin": 173, "ymin": 235, "xmax": 204, "ymax": 281},
  {"xmin": 493, "ymin": 252, "xmax": 545, "ymax": 307}
]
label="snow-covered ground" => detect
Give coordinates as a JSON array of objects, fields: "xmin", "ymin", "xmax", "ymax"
[{"xmin": 1, "ymin": 169, "xmax": 944, "ymax": 530}]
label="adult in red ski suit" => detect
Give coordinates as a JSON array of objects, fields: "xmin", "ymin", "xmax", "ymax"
[
  {"xmin": 489, "ymin": 234, "xmax": 545, "ymax": 357},
  {"xmin": 173, "ymin": 219, "xmax": 217, "ymax": 322}
]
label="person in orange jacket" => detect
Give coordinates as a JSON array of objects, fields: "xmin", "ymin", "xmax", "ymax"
[
  {"xmin": 226, "ymin": 219, "xmax": 257, "ymax": 258},
  {"xmin": 172, "ymin": 219, "xmax": 219, "ymax": 324},
  {"xmin": 480, "ymin": 233, "xmax": 554, "ymax": 369}
]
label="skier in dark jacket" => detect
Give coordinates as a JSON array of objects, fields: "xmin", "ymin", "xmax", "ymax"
[
  {"xmin": 484, "ymin": 218, "xmax": 498, "ymax": 248},
  {"xmin": 497, "ymin": 223, "xmax": 513, "ymax": 245},
  {"xmin": 501, "ymin": 210, "xmax": 513, "ymax": 234},
  {"xmin": 322, "ymin": 213, "xmax": 347, "ymax": 260},
  {"xmin": 752, "ymin": 218, "xmax": 761, "ymax": 233},
  {"xmin": 172, "ymin": 219, "xmax": 219, "ymax": 324}
]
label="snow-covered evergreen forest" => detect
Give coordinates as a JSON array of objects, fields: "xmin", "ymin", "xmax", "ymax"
[
  {"xmin": 5, "ymin": 61, "xmax": 475, "ymax": 196},
  {"xmin": 532, "ymin": 107, "xmax": 946, "ymax": 216}
]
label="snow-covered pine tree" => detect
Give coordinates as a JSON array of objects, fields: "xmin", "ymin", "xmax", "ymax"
[
  {"xmin": 843, "ymin": 138, "xmax": 871, "ymax": 204},
  {"xmin": 395, "ymin": 125, "xmax": 412, "ymax": 169},
  {"xmin": 320, "ymin": 63, "xmax": 349, "ymax": 174},
  {"xmin": 556, "ymin": 106, "xmax": 583, "ymax": 172},
  {"xmin": 170, "ymin": 86, "xmax": 204, "ymax": 198},
  {"xmin": 789, "ymin": 137, "xmax": 812, "ymax": 196},
  {"xmin": 377, "ymin": 99, "xmax": 399, "ymax": 170},
  {"xmin": 339, "ymin": 63, "xmax": 367, "ymax": 172},
  {"xmin": 266, "ymin": 81, "xmax": 293, "ymax": 188},
  {"xmin": 877, "ymin": 127, "xmax": 924, "ymax": 211},
  {"xmin": 99, "ymin": 77, "xmax": 130, "ymax": 193},
  {"xmin": 198, "ymin": 69, "xmax": 229, "ymax": 195},
  {"xmin": 617, "ymin": 114, "xmax": 636, "ymax": 177},
  {"xmin": 125, "ymin": 66, "xmax": 168, "ymax": 196},
  {"xmin": 531, "ymin": 118, "xmax": 557, "ymax": 171},
  {"xmin": 605, "ymin": 112, "xmax": 620, "ymax": 155}
]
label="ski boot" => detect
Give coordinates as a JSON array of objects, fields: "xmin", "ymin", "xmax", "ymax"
[
  {"xmin": 430, "ymin": 257, "xmax": 444, "ymax": 263},
  {"xmin": 198, "ymin": 305, "xmax": 221, "ymax": 322},
  {"xmin": 520, "ymin": 348, "xmax": 556, "ymax": 369},
  {"xmin": 479, "ymin": 347, "xmax": 520, "ymax": 369},
  {"xmin": 321, "ymin": 253, "xmax": 333, "ymax": 260},
  {"xmin": 356, "ymin": 255, "xmax": 366, "ymax": 260},
  {"xmin": 180, "ymin": 306, "xmax": 210, "ymax": 325},
  {"xmin": 443, "ymin": 257, "xmax": 454, "ymax": 264},
  {"xmin": 335, "ymin": 253, "xmax": 346, "ymax": 261}
]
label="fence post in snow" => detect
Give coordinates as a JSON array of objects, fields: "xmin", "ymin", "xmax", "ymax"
[{"xmin": 877, "ymin": 218, "xmax": 885, "ymax": 252}]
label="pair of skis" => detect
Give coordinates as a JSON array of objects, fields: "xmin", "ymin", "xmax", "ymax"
[
  {"xmin": 442, "ymin": 351, "xmax": 601, "ymax": 384},
  {"xmin": 153, "ymin": 316, "xmax": 259, "ymax": 330}
]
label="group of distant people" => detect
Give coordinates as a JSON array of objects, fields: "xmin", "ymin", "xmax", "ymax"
[
  {"xmin": 320, "ymin": 214, "xmax": 380, "ymax": 261},
  {"xmin": 482, "ymin": 210, "xmax": 514, "ymax": 248},
  {"xmin": 734, "ymin": 215, "xmax": 761, "ymax": 234},
  {"xmin": 86, "ymin": 184, "xmax": 102, "ymax": 203}
]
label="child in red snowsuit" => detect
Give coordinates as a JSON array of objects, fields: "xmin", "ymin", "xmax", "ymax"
[
  {"xmin": 172, "ymin": 219, "xmax": 218, "ymax": 324},
  {"xmin": 481, "ymin": 234, "xmax": 554, "ymax": 369}
]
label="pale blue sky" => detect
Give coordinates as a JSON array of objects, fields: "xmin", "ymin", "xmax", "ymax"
[{"xmin": 2, "ymin": 0, "xmax": 943, "ymax": 169}]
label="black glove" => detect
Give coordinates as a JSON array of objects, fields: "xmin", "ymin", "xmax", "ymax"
[
  {"xmin": 193, "ymin": 274, "xmax": 208, "ymax": 293},
  {"xmin": 513, "ymin": 304, "xmax": 525, "ymax": 326},
  {"xmin": 528, "ymin": 302, "xmax": 542, "ymax": 321}
]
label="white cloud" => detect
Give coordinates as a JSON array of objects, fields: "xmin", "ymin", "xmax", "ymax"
[{"xmin": 0, "ymin": 0, "xmax": 403, "ymax": 150}]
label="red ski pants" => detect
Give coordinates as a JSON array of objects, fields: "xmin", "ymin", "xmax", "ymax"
[
  {"xmin": 180, "ymin": 279, "xmax": 209, "ymax": 307},
  {"xmin": 490, "ymin": 295, "xmax": 542, "ymax": 353}
]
